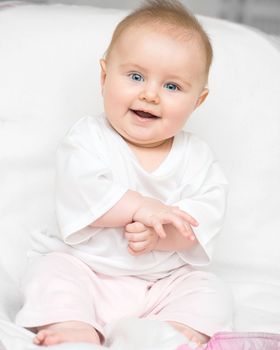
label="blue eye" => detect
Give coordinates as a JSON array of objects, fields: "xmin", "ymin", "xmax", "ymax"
[
  {"xmin": 129, "ymin": 73, "xmax": 144, "ymax": 82},
  {"xmin": 164, "ymin": 83, "xmax": 179, "ymax": 91}
]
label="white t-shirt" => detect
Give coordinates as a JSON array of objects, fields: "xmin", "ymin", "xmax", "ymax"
[{"xmin": 34, "ymin": 114, "xmax": 228, "ymax": 279}]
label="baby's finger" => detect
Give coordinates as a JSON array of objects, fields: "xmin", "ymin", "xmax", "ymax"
[
  {"xmin": 172, "ymin": 219, "xmax": 193, "ymax": 237},
  {"xmin": 150, "ymin": 220, "xmax": 166, "ymax": 238},
  {"xmin": 125, "ymin": 221, "xmax": 146, "ymax": 232},
  {"xmin": 124, "ymin": 231, "xmax": 149, "ymax": 242},
  {"xmin": 187, "ymin": 230, "xmax": 196, "ymax": 241},
  {"xmin": 173, "ymin": 209, "xmax": 199, "ymax": 226},
  {"xmin": 128, "ymin": 240, "xmax": 148, "ymax": 252},
  {"xmin": 150, "ymin": 214, "xmax": 187, "ymax": 237},
  {"xmin": 127, "ymin": 246, "xmax": 147, "ymax": 256},
  {"xmin": 182, "ymin": 223, "xmax": 197, "ymax": 240},
  {"xmin": 159, "ymin": 213, "xmax": 193, "ymax": 237}
]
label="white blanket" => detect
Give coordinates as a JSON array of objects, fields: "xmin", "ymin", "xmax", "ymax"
[{"xmin": 0, "ymin": 319, "xmax": 185, "ymax": 350}]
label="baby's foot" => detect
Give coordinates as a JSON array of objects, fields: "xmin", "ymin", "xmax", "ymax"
[
  {"xmin": 33, "ymin": 321, "xmax": 101, "ymax": 346},
  {"xmin": 168, "ymin": 321, "xmax": 209, "ymax": 348}
]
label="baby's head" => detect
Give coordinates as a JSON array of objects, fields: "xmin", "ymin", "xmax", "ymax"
[
  {"xmin": 100, "ymin": 0, "xmax": 213, "ymax": 147},
  {"xmin": 105, "ymin": 0, "xmax": 212, "ymax": 80}
]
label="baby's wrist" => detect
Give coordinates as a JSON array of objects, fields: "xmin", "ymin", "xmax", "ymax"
[
  {"xmin": 124, "ymin": 190, "xmax": 146, "ymax": 222},
  {"xmin": 132, "ymin": 196, "xmax": 157, "ymax": 223}
]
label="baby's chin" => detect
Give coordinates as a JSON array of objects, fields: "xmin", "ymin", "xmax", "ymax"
[{"xmin": 121, "ymin": 134, "xmax": 173, "ymax": 149}]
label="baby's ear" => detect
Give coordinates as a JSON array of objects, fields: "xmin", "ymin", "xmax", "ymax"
[
  {"xmin": 100, "ymin": 59, "xmax": 107, "ymax": 90},
  {"xmin": 195, "ymin": 88, "xmax": 209, "ymax": 109}
]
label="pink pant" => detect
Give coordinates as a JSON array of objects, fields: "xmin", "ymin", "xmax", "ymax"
[{"xmin": 16, "ymin": 252, "xmax": 233, "ymax": 339}]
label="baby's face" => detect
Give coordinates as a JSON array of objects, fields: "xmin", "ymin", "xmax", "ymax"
[{"xmin": 101, "ymin": 25, "xmax": 208, "ymax": 147}]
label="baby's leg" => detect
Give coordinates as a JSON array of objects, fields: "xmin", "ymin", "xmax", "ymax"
[
  {"xmin": 143, "ymin": 268, "xmax": 233, "ymax": 348},
  {"xmin": 33, "ymin": 321, "xmax": 101, "ymax": 346},
  {"xmin": 15, "ymin": 253, "xmax": 105, "ymax": 345}
]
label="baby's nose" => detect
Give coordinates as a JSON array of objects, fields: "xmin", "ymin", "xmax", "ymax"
[{"xmin": 138, "ymin": 86, "xmax": 160, "ymax": 104}]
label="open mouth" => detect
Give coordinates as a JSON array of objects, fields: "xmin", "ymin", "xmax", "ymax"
[{"xmin": 131, "ymin": 109, "xmax": 159, "ymax": 120}]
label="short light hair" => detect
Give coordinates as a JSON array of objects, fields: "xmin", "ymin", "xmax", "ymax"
[{"xmin": 104, "ymin": 0, "xmax": 213, "ymax": 77}]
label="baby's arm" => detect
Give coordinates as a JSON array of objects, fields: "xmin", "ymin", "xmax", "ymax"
[
  {"xmin": 91, "ymin": 190, "xmax": 198, "ymax": 238},
  {"xmin": 91, "ymin": 190, "xmax": 143, "ymax": 228}
]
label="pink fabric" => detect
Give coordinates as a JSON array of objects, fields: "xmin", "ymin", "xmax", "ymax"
[
  {"xmin": 176, "ymin": 332, "xmax": 280, "ymax": 350},
  {"xmin": 0, "ymin": 340, "xmax": 6, "ymax": 350},
  {"xmin": 16, "ymin": 252, "xmax": 232, "ymax": 338}
]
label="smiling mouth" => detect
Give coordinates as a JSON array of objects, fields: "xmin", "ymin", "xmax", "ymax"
[{"xmin": 131, "ymin": 109, "xmax": 159, "ymax": 119}]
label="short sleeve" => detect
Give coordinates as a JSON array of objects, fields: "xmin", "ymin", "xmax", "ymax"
[
  {"xmin": 174, "ymin": 137, "xmax": 228, "ymax": 266},
  {"xmin": 55, "ymin": 118, "xmax": 128, "ymax": 245}
]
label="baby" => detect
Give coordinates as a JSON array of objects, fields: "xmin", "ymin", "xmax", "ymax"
[{"xmin": 16, "ymin": 0, "xmax": 233, "ymax": 347}]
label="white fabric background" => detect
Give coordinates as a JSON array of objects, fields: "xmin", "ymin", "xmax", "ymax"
[{"xmin": 0, "ymin": 4, "xmax": 280, "ymax": 348}]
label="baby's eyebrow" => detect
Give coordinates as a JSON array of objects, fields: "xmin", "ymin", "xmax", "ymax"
[
  {"xmin": 168, "ymin": 76, "xmax": 192, "ymax": 88},
  {"xmin": 120, "ymin": 63, "xmax": 147, "ymax": 72}
]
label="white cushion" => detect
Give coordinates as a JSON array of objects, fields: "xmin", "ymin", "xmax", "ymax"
[
  {"xmin": 186, "ymin": 18, "xmax": 280, "ymax": 332},
  {"xmin": 0, "ymin": 4, "xmax": 279, "ymax": 332}
]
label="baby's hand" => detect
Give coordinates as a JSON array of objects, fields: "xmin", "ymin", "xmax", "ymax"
[
  {"xmin": 124, "ymin": 222, "xmax": 159, "ymax": 256},
  {"xmin": 133, "ymin": 197, "xmax": 198, "ymax": 239}
]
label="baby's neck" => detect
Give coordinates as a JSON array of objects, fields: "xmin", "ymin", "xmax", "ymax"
[
  {"xmin": 124, "ymin": 137, "xmax": 172, "ymax": 149},
  {"xmin": 125, "ymin": 137, "xmax": 174, "ymax": 173}
]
